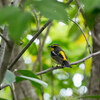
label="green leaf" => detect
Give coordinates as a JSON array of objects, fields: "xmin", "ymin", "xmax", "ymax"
[
  {"xmin": 0, "ymin": 6, "xmax": 20, "ymax": 24},
  {"xmin": 17, "ymin": 75, "xmax": 48, "ymax": 88},
  {"xmin": 79, "ymin": 95, "xmax": 100, "ymax": 99},
  {"xmin": 3, "ymin": 70, "xmax": 15, "ymax": 85},
  {"xmin": 83, "ymin": 0, "xmax": 100, "ymax": 13},
  {"xmin": 16, "ymin": 70, "xmax": 48, "ymax": 88},
  {"xmin": 68, "ymin": 23, "xmax": 81, "ymax": 41},
  {"xmin": 82, "ymin": 0, "xmax": 100, "ymax": 28},
  {"xmin": 17, "ymin": 70, "xmax": 39, "ymax": 79},
  {"xmin": 28, "ymin": 42, "xmax": 37, "ymax": 55},
  {"xmin": 26, "ymin": 0, "xmax": 68, "ymax": 23},
  {"xmin": 0, "ymin": 6, "xmax": 34, "ymax": 42}
]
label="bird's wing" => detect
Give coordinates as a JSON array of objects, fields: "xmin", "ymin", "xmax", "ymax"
[
  {"xmin": 54, "ymin": 50, "xmax": 65, "ymax": 60},
  {"xmin": 51, "ymin": 51, "xmax": 63, "ymax": 61},
  {"xmin": 57, "ymin": 50, "xmax": 69, "ymax": 62}
]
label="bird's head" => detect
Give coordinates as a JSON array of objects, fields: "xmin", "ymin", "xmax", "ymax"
[{"xmin": 49, "ymin": 44, "xmax": 60, "ymax": 51}]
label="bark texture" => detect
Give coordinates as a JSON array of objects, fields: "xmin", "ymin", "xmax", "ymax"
[
  {"xmin": 0, "ymin": 27, "xmax": 14, "ymax": 84},
  {"xmin": 87, "ymin": 15, "xmax": 100, "ymax": 100},
  {"xmin": 0, "ymin": 0, "xmax": 11, "ymax": 84},
  {"xmin": 11, "ymin": 46, "xmax": 39, "ymax": 100}
]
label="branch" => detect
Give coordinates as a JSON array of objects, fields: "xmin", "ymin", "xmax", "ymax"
[
  {"xmin": 66, "ymin": 0, "xmax": 73, "ymax": 5},
  {"xmin": 41, "ymin": 22, "xmax": 52, "ymax": 50},
  {"xmin": 75, "ymin": 7, "xmax": 81, "ymax": 22},
  {"xmin": 0, "ymin": 84, "xmax": 9, "ymax": 90},
  {"xmin": 69, "ymin": 19, "xmax": 92, "ymax": 54},
  {"xmin": 10, "ymin": 83, "xmax": 17, "ymax": 100},
  {"xmin": 0, "ymin": 27, "xmax": 14, "ymax": 84},
  {"xmin": 33, "ymin": 9, "xmax": 41, "ymax": 31},
  {"xmin": 92, "ymin": 33, "xmax": 100, "ymax": 46},
  {"xmin": 36, "ymin": 51, "xmax": 100, "ymax": 75},
  {"xmin": 75, "ymin": 0, "xmax": 85, "ymax": 19},
  {"xmin": 0, "ymin": 34, "xmax": 10, "ymax": 47},
  {"xmin": 33, "ymin": 11, "xmax": 45, "ymax": 100},
  {"xmin": 32, "ymin": 22, "xmax": 52, "ymax": 71},
  {"xmin": 8, "ymin": 20, "xmax": 52, "ymax": 70}
]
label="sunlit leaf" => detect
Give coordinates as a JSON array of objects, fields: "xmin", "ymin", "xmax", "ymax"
[
  {"xmin": 85, "ymin": 58, "xmax": 92, "ymax": 74},
  {"xmin": 75, "ymin": 32, "xmax": 88, "ymax": 45},
  {"xmin": 16, "ymin": 70, "xmax": 48, "ymax": 88},
  {"xmin": 17, "ymin": 75, "xmax": 48, "ymax": 88}
]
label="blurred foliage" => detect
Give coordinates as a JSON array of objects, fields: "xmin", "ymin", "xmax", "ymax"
[
  {"xmin": 0, "ymin": 6, "xmax": 34, "ymax": 42},
  {"xmin": 0, "ymin": 0, "xmax": 100, "ymax": 100},
  {"xmin": 81, "ymin": 0, "xmax": 100, "ymax": 28},
  {"xmin": 79, "ymin": 95, "xmax": 100, "ymax": 99},
  {"xmin": 24, "ymin": 0, "xmax": 68, "ymax": 23}
]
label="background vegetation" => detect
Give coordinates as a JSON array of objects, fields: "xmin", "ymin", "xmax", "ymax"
[{"xmin": 0, "ymin": 0, "xmax": 100, "ymax": 100}]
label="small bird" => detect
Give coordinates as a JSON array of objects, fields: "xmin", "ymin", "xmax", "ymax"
[{"xmin": 49, "ymin": 44, "xmax": 71, "ymax": 68}]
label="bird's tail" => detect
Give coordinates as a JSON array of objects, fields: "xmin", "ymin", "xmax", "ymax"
[{"xmin": 63, "ymin": 60, "xmax": 72, "ymax": 68}]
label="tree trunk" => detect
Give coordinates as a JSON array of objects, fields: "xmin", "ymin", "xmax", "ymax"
[
  {"xmin": 11, "ymin": 45, "xmax": 39, "ymax": 100},
  {"xmin": 87, "ymin": 15, "xmax": 100, "ymax": 100}
]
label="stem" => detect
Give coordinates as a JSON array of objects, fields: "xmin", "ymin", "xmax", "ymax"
[{"xmin": 0, "ymin": 84, "xmax": 9, "ymax": 90}]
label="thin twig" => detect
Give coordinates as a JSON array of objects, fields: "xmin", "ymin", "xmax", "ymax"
[
  {"xmin": 66, "ymin": 0, "xmax": 73, "ymax": 5},
  {"xmin": 34, "ymin": 11, "xmax": 44, "ymax": 100},
  {"xmin": 92, "ymin": 33, "xmax": 100, "ymax": 46},
  {"xmin": 69, "ymin": 19, "xmax": 92, "ymax": 54},
  {"xmin": 38, "ymin": 39, "xmax": 44, "ymax": 100},
  {"xmin": 36, "ymin": 51, "xmax": 100, "ymax": 75},
  {"xmin": 33, "ymin": 10, "xmax": 38, "ymax": 25},
  {"xmin": 75, "ymin": 0, "xmax": 85, "ymax": 19},
  {"xmin": 51, "ymin": 71, "xmax": 54, "ymax": 98},
  {"xmin": 32, "ymin": 22, "xmax": 52, "ymax": 71},
  {"xmin": 10, "ymin": 83, "xmax": 17, "ymax": 100},
  {"xmin": 8, "ymin": 20, "xmax": 52, "ymax": 70},
  {"xmin": 0, "ymin": 34, "xmax": 10, "ymax": 46},
  {"xmin": 75, "ymin": 7, "xmax": 81, "ymax": 22},
  {"xmin": 0, "ymin": 84, "xmax": 9, "ymax": 90},
  {"xmin": 33, "ymin": 10, "xmax": 41, "ymax": 71},
  {"xmin": 41, "ymin": 22, "xmax": 52, "ymax": 51}
]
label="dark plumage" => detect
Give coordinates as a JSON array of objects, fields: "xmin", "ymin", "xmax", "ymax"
[{"xmin": 49, "ymin": 44, "xmax": 71, "ymax": 68}]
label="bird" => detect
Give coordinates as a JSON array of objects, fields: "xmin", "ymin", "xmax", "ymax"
[{"xmin": 49, "ymin": 44, "xmax": 71, "ymax": 68}]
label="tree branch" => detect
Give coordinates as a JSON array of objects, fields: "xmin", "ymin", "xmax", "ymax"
[
  {"xmin": 0, "ymin": 33, "xmax": 11, "ymax": 47},
  {"xmin": 32, "ymin": 22, "xmax": 52, "ymax": 71},
  {"xmin": 0, "ymin": 84, "xmax": 9, "ymax": 90},
  {"xmin": 33, "ymin": 11, "xmax": 45, "ymax": 100},
  {"xmin": 8, "ymin": 20, "xmax": 52, "ymax": 70},
  {"xmin": 0, "ymin": 27, "xmax": 14, "ymax": 84},
  {"xmin": 36, "ymin": 51, "xmax": 100, "ymax": 75},
  {"xmin": 66, "ymin": 0, "xmax": 73, "ymax": 5},
  {"xmin": 10, "ymin": 83, "xmax": 17, "ymax": 100},
  {"xmin": 92, "ymin": 33, "xmax": 100, "ymax": 46},
  {"xmin": 69, "ymin": 19, "xmax": 92, "ymax": 54},
  {"xmin": 75, "ymin": 0, "xmax": 85, "ymax": 19},
  {"xmin": 0, "ymin": 34, "xmax": 8, "ymax": 43}
]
